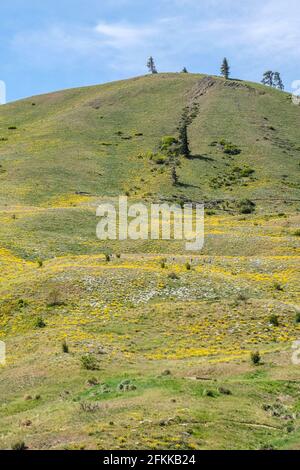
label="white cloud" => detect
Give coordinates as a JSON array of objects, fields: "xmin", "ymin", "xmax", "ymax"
[
  {"xmin": 95, "ymin": 22, "xmax": 156, "ymax": 47},
  {"xmin": 10, "ymin": 0, "xmax": 300, "ymax": 76}
]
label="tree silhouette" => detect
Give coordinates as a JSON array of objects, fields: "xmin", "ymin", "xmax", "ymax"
[
  {"xmin": 221, "ymin": 58, "xmax": 230, "ymax": 79},
  {"xmin": 179, "ymin": 118, "xmax": 190, "ymax": 158},
  {"xmin": 147, "ymin": 57, "xmax": 157, "ymax": 74},
  {"xmin": 273, "ymin": 72, "xmax": 284, "ymax": 90},
  {"xmin": 261, "ymin": 71, "xmax": 274, "ymax": 87}
]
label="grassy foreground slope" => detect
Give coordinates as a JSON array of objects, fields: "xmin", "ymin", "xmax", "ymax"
[{"xmin": 0, "ymin": 74, "xmax": 300, "ymax": 450}]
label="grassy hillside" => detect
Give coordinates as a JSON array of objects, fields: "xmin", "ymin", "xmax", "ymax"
[
  {"xmin": 0, "ymin": 74, "xmax": 300, "ymax": 450},
  {"xmin": 0, "ymin": 73, "xmax": 299, "ymax": 207},
  {"xmin": 0, "ymin": 73, "xmax": 299, "ymax": 260}
]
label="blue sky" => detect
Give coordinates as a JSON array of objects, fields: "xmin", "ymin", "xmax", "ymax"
[{"xmin": 1, "ymin": 0, "xmax": 300, "ymax": 101}]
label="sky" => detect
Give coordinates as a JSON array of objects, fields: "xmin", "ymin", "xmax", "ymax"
[{"xmin": 1, "ymin": 0, "xmax": 300, "ymax": 102}]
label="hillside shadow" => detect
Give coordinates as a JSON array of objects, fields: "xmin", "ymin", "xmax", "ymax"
[
  {"xmin": 189, "ymin": 154, "xmax": 214, "ymax": 162},
  {"xmin": 177, "ymin": 181, "xmax": 201, "ymax": 189}
]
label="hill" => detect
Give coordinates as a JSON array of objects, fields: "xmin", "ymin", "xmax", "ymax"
[
  {"xmin": 0, "ymin": 73, "xmax": 299, "ymax": 259},
  {"xmin": 0, "ymin": 74, "xmax": 300, "ymax": 450},
  {"xmin": 0, "ymin": 73, "xmax": 299, "ymax": 207}
]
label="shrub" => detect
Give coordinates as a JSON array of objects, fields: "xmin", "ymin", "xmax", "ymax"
[
  {"xmin": 236, "ymin": 292, "xmax": 249, "ymax": 303},
  {"xmin": 203, "ymin": 389, "xmax": 216, "ymax": 397},
  {"xmin": 117, "ymin": 380, "xmax": 137, "ymax": 392},
  {"xmin": 160, "ymin": 260, "xmax": 166, "ymax": 269},
  {"xmin": 185, "ymin": 262, "xmax": 191, "ymax": 271},
  {"xmin": 37, "ymin": 258, "xmax": 43, "ymax": 268},
  {"xmin": 105, "ymin": 254, "xmax": 111, "ymax": 262},
  {"xmin": 269, "ymin": 315, "xmax": 279, "ymax": 327},
  {"xmin": 159, "ymin": 136, "xmax": 178, "ymax": 152},
  {"xmin": 168, "ymin": 272, "xmax": 179, "ymax": 280},
  {"xmin": 62, "ymin": 340, "xmax": 69, "ymax": 353},
  {"xmin": 18, "ymin": 299, "xmax": 28, "ymax": 309},
  {"xmin": 219, "ymin": 139, "xmax": 241, "ymax": 155},
  {"xmin": 274, "ymin": 282, "xmax": 284, "ymax": 291},
  {"xmin": 86, "ymin": 377, "xmax": 99, "ymax": 386},
  {"xmin": 218, "ymin": 387, "xmax": 232, "ymax": 395},
  {"xmin": 80, "ymin": 401, "xmax": 100, "ymax": 413},
  {"xmin": 240, "ymin": 167, "xmax": 255, "ymax": 177},
  {"xmin": 154, "ymin": 154, "xmax": 167, "ymax": 165},
  {"xmin": 237, "ymin": 199, "xmax": 256, "ymax": 214},
  {"xmin": 81, "ymin": 354, "xmax": 99, "ymax": 371},
  {"xmin": 47, "ymin": 288, "xmax": 64, "ymax": 307},
  {"xmin": 295, "ymin": 312, "xmax": 300, "ymax": 324},
  {"xmin": 11, "ymin": 441, "xmax": 27, "ymax": 451},
  {"xmin": 251, "ymin": 351, "xmax": 261, "ymax": 365},
  {"xmin": 223, "ymin": 144, "xmax": 241, "ymax": 155},
  {"xmin": 293, "ymin": 229, "xmax": 300, "ymax": 237},
  {"xmin": 35, "ymin": 317, "xmax": 46, "ymax": 329}
]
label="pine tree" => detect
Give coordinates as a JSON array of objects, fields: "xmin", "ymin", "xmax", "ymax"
[
  {"xmin": 220, "ymin": 58, "xmax": 230, "ymax": 79},
  {"xmin": 273, "ymin": 72, "xmax": 284, "ymax": 90},
  {"xmin": 147, "ymin": 57, "xmax": 157, "ymax": 74},
  {"xmin": 182, "ymin": 67, "xmax": 188, "ymax": 73},
  {"xmin": 179, "ymin": 119, "xmax": 190, "ymax": 158},
  {"xmin": 261, "ymin": 71, "xmax": 274, "ymax": 87}
]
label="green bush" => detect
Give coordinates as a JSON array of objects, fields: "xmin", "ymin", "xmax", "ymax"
[
  {"xmin": 17, "ymin": 299, "xmax": 28, "ymax": 309},
  {"xmin": 154, "ymin": 154, "xmax": 167, "ymax": 165},
  {"xmin": 203, "ymin": 389, "xmax": 216, "ymax": 397},
  {"xmin": 81, "ymin": 354, "xmax": 99, "ymax": 371},
  {"xmin": 168, "ymin": 272, "xmax": 179, "ymax": 280},
  {"xmin": 240, "ymin": 167, "xmax": 255, "ymax": 177},
  {"xmin": 274, "ymin": 282, "xmax": 284, "ymax": 291},
  {"xmin": 11, "ymin": 441, "xmax": 27, "ymax": 451},
  {"xmin": 62, "ymin": 340, "xmax": 69, "ymax": 353},
  {"xmin": 219, "ymin": 139, "xmax": 241, "ymax": 155},
  {"xmin": 223, "ymin": 144, "xmax": 241, "ymax": 155},
  {"xmin": 160, "ymin": 136, "xmax": 178, "ymax": 151},
  {"xmin": 269, "ymin": 315, "xmax": 279, "ymax": 327},
  {"xmin": 237, "ymin": 199, "xmax": 256, "ymax": 214},
  {"xmin": 117, "ymin": 379, "xmax": 137, "ymax": 392},
  {"xmin": 35, "ymin": 317, "xmax": 46, "ymax": 329}
]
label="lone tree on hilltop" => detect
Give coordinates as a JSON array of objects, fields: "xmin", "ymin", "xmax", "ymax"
[
  {"xmin": 273, "ymin": 72, "xmax": 284, "ymax": 90},
  {"xmin": 261, "ymin": 71, "xmax": 274, "ymax": 87},
  {"xmin": 147, "ymin": 56, "xmax": 157, "ymax": 74},
  {"xmin": 182, "ymin": 67, "xmax": 188, "ymax": 73},
  {"xmin": 221, "ymin": 58, "xmax": 230, "ymax": 79}
]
